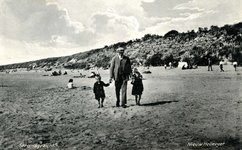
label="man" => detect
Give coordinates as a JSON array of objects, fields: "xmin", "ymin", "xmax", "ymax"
[
  {"xmin": 110, "ymin": 47, "xmax": 132, "ymax": 108},
  {"xmin": 208, "ymin": 58, "xmax": 213, "ymax": 71}
]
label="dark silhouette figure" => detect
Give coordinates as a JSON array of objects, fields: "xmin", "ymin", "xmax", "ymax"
[
  {"xmin": 131, "ymin": 68, "xmax": 144, "ymax": 105},
  {"xmin": 219, "ymin": 60, "xmax": 224, "ymax": 72},
  {"xmin": 208, "ymin": 58, "xmax": 213, "ymax": 71}
]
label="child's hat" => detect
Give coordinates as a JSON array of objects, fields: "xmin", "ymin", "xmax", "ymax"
[{"xmin": 95, "ymin": 75, "xmax": 101, "ymax": 79}]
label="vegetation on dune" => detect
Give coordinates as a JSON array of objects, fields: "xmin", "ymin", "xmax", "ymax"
[{"xmin": 1, "ymin": 22, "xmax": 242, "ymax": 70}]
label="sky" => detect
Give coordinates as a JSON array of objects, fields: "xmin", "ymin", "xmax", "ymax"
[{"xmin": 0, "ymin": 0, "xmax": 241, "ymax": 65}]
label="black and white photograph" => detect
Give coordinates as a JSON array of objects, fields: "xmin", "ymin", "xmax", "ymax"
[{"xmin": 0, "ymin": 0, "xmax": 242, "ymax": 149}]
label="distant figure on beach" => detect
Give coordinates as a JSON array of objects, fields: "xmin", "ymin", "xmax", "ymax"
[
  {"xmin": 219, "ymin": 60, "xmax": 224, "ymax": 72},
  {"xmin": 164, "ymin": 64, "xmax": 167, "ymax": 69},
  {"xmin": 131, "ymin": 68, "xmax": 144, "ymax": 105},
  {"xmin": 208, "ymin": 58, "xmax": 213, "ymax": 71},
  {"xmin": 169, "ymin": 62, "xmax": 172, "ymax": 69},
  {"xmin": 110, "ymin": 47, "xmax": 132, "ymax": 108},
  {"xmin": 93, "ymin": 75, "xmax": 110, "ymax": 108},
  {"xmin": 52, "ymin": 71, "xmax": 61, "ymax": 76},
  {"xmin": 233, "ymin": 61, "xmax": 238, "ymax": 71},
  {"xmin": 88, "ymin": 72, "xmax": 97, "ymax": 78},
  {"xmin": 67, "ymin": 79, "xmax": 74, "ymax": 89}
]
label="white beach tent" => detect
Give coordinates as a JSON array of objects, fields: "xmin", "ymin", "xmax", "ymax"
[{"xmin": 178, "ymin": 62, "xmax": 188, "ymax": 68}]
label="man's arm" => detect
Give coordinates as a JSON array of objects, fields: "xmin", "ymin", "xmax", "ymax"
[
  {"xmin": 93, "ymin": 83, "xmax": 96, "ymax": 93},
  {"xmin": 126, "ymin": 57, "xmax": 132, "ymax": 75},
  {"xmin": 102, "ymin": 81, "xmax": 110, "ymax": 87},
  {"xmin": 109, "ymin": 57, "xmax": 115, "ymax": 82}
]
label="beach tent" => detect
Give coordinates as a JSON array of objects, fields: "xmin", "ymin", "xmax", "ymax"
[{"xmin": 178, "ymin": 62, "xmax": 188, "ymax": 68}]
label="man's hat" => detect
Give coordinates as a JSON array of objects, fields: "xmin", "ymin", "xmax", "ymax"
[{"xmin": 117, "ymin": 47, "xmax": 124, "ymax": 52}]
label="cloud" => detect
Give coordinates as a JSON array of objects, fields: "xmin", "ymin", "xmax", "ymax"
[
  {"xmin": 61, "ymin": 8, "xmax": 85, "ymax": 34},
  {"xmin": 143, "ymin": 0, "xmax": 242, "ymax": 35},
  {"xmin": 172, "ymin": 0, "xmax": 242, "ymax": 25},
  {"xmin": 57, "ymin": 0, "xmax": 146, "ymax": 23},
  {"xmin": 0, "ymin": 0, "xmax": 146, "ymax": 47},
  {"xmin": 85, "ymin": 9, "xmax": 142, "ymax": 47},
  {"xmin": 0, "ymin": 0, "xmax": 85, "ymax": 44},
  {"xmin": 140, "ymin": 0, "xmax": 155, "ymax": 3},
  {"xmin": 174, "ymin": 6, "xmax": 204, "ymax": 11},
  {"xmin": 56, "ymin": 0, "xmax": 160, "ymax": 32}
]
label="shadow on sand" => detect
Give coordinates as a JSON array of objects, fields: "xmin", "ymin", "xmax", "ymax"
[{"xmin": 141, "ymin": 100, "xmax": 179, "ymax": 106}]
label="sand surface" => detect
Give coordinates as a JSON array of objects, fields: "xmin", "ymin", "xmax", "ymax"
[{"xmin": 0, "ymin": 65, "xmax": 242, "ymax": 149}]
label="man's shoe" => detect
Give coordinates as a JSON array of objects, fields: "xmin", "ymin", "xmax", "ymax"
[
  {"xmin": 116, "ymin": 102, "xmax": 120, "ymax": 107},
  {"xmin": 121, "ymin": 105, "xmax": 127, "ymax": 108}
]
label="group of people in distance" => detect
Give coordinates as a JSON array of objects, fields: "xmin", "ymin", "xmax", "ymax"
[
  {"xmin": 208, "ymin": 58, "xmax": 238, "ymax": 72},
  {"xmin": 164, "ymin": 62, "xmax": 173, "ymax": 70},
  {"xmin": 67, "ymin": 47, "xmax": 144, "ymax": 109}
]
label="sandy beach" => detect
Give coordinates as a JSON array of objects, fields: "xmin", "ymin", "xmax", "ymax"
[{"xmin": 0, "ymin": 65, "xmax": 242, "ymax": 149}]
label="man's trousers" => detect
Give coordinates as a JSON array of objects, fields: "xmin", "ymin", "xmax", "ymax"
[{"xmin": 115, "ymin": 80, "xmax": 127, "ymax": 106}]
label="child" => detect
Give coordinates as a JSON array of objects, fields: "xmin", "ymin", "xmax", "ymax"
[
  {"xmin": 93, "ymin": 75, "xmax": 110, "ymax": 108},
  {"xmin": 219, "ymin": 60, "xmax": 224, "ymax": 72},
  {"xmin": 233, "ymin": 61, "xmax": 238, "ymax": 71},
  {"xmin": 131, "ymin": 68, "xmax": 144, "ymax": 105},
  {"xmin": 169, "ymin": 62, "xmax": 172, "ymax": 69},
  {"xmin": 67, "ymin": 79, "xmax": 74, "ymax": 89}
]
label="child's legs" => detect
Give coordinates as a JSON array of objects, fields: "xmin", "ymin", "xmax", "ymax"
[
  {"xmin": 137, "ymin": 94, "xmax": 142, "ymax": 104},
  {"xmin": 100, "ymin": 97, "xmax": 105, "ymax": 107},
  {"xmin": 135, "ymin": 95, "xmax": 138, "ymax": 104},
  {"xmin": 101, "ymin": 97, "xmax": 104, "ymax": 103},
  {"xmin": 96, "ymin": 97, "xmax": 101, "ymax": 106},
  {"xmin": 138, "ymin": 94, "xmax": 142, "ymax": 100}
]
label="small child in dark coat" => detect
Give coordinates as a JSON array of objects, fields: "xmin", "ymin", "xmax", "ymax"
[
  {"xmin": 93, "ymin": 75, "xmax": 110, "ymax": 108},
  {"xmin": 131, "ymin": 68, "xmax": 144, "ymax": 105}
]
